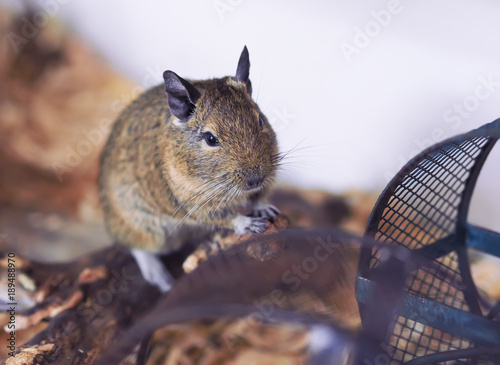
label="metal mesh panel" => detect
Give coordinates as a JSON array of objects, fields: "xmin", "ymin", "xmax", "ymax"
[
  {"xmin": 367, "ymin": 136, "xmax": 490, "ymax": 363},
  {"xmin": 388, "ymin": 316, "xmax": 470, "ymax": 363}
]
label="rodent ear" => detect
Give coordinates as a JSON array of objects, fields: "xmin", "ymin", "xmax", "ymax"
[
  {"xmin": 235, "ymin": 46, "xmax": 252, "ymax": 94},
  {"xmin": 163, "ymin": 70, "xmax": 201, "ymax": 121}
]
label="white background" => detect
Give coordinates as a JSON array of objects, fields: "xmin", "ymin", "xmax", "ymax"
[{"xmin": 3, "ymin": 0, "xmax": 500, "ymax": 231}]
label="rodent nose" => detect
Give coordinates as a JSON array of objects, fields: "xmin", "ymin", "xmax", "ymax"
[{"xmin": 246, "ymin": 174, "xmax": 265, "ymax": 190}]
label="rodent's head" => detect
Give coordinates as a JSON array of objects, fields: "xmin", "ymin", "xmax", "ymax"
[{"xmin": 162, "ymin": 47, "xmax": 279, "ymax": 206}]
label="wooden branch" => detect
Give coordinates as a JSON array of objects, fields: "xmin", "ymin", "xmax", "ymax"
[
  {"xmin": 1, "ymin": 245, "xmax": 161, "ymax": 364},
  {"xmin": 0, "ymin": 218, "xmax": 297, "ymax": 365}
]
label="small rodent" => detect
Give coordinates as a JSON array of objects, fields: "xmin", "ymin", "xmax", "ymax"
[{"xmin": 99, "ymin": 47, "xmax": 280, "ymax": 288}]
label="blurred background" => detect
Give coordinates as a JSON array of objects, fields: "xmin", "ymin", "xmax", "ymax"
[{"xmin": 1, "ymin": 0, "xmax": 500, "ymax": 258}]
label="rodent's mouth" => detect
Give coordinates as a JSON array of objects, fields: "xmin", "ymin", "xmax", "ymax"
[{"xmin": 243, "ymin": 185, "xmax": 264, "ymax": 193}]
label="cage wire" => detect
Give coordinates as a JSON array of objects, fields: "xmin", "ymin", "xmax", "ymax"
[{"xmin": 357, "ymin": 119, "xmax": 500, "ymax": 364}]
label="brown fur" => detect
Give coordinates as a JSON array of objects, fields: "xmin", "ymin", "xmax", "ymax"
[{"xmin": 99, "ymin": 76, "xmax": 278, "ymax": 252}]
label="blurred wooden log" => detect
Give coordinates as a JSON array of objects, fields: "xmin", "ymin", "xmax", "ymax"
[
  {"xmin": 0, "ymin": 7, "xmax": 134, "ymax": 219},
  {"xmin": 0, "ymin": 218, "xmax": 307, "ymax": 365},
  {"xmin": 0, "ymin": 245, "xmax": 161, "ymax": 364}
]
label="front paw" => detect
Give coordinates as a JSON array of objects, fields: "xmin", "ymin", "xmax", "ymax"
[
  {"xmin": 252, "ymin": 203, "xmax": 280, "ymax": 223},
  {"xmin": 233, "ymin": 215, "xmax": 269, "ymax": 235}
]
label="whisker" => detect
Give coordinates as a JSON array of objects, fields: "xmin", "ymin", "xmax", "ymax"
[
  {"xmin": 212, "ymin": 183, "xmax": 240, "ymax": 218},
  {"xmin": 170, "ymin": 179, "xmax": 221, "ymax": 218},
  {"xmin": 199, "ymin": 186, "xmax": 231, "ymax": 222},
  {"xmin": 167, "ymin": 182, "xmax": 227, "ymax": 237},
  {"xmin": 276, "ymin": 138, "xmax": 308, "ymax": 158}
]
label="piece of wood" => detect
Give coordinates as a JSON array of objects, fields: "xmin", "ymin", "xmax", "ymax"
[
  {"xmin": 2, "ymin": 217, "xmax": 319, "ymax": 365},
  {"xmin": 1, "ymin": 245, "xmax": 161, "ymax": 364}
]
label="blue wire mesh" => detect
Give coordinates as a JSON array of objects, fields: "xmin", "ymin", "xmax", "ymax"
[{"xmin": 358, "ymin": 120, "xmax": 500, "ymax": 364}]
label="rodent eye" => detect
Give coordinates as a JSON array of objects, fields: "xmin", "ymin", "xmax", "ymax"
[
  {"xmin": 259, "ymin": 116, "xmax": 264, "ymax": 130},
  {"xmin": 203, "ymin": 132, "xmax": 220, "ymax": 147}
]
